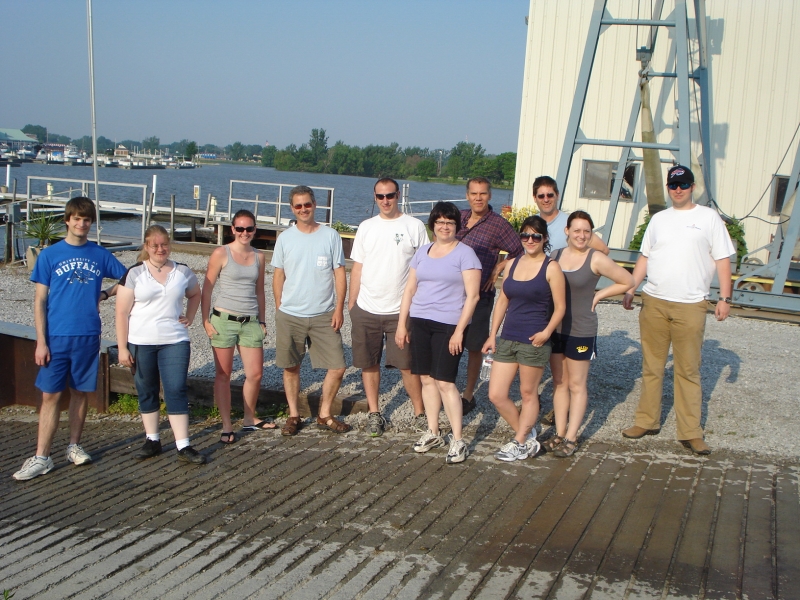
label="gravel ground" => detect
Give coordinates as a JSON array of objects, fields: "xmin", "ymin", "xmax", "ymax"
[{"xmin": 2, "ymin": 250, "xmax": 799, "ymax": 461}]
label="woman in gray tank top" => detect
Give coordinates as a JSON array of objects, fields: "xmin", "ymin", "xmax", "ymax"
[
  {"xmin": 201, "ymin": 209, "xmax": 274, "ymax": 443},
  {"xmin": 546, "ymin": 211, "xmax": 634, "ymax": 457}
]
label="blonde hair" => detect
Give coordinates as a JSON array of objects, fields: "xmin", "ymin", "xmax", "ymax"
[{"xmin": 138, "ymin": 225, "xmax": 170, "ymax": 262}]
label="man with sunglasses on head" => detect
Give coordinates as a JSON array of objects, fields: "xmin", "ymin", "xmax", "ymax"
[
  {"xmin": 272, "ymin": 185, "xmax": 351, "ymax": 436},
  {"xmin": 456, "ymin": 177, "xmax": 524, "ymax": 415},
  {"xmin": 348, "ymin": 178, "xmax": 429, "ymax": 436},
  {"xmin": 622, "ymin": 165, "xmax": 734, "ymax": 455}
]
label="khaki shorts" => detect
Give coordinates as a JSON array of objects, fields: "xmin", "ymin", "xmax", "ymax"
[
  {"xmin": 276, "ymin": 309, "xmax": 346, "ymax": 369},
  {"xmin": 494, "ymin": 337, "xmax": 551, "ymax": 368},
  {"xmin": 210, "ymin": 312, "xmax": 264, "ymax": 349},
  {"xmin": 349, "ymin": 304, "xmax": 412, "ymax": 369}
]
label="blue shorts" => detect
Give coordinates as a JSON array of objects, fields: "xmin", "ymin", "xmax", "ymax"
[
  {"xmin": 35, "ymin": 335, "xmax": 101, "ymax": 393},
  {"xmin": 550, "ymin": 332, "xmax": 597, "ymax": 361}
]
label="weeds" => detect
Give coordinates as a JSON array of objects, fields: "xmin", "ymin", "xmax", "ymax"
[{"xmin": 108, "ymin": 393, "xmax": 139, "ymax": 415}]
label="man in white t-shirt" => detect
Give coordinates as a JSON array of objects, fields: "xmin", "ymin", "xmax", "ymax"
[
  {"xmin": 349, "ymin": 178, "xmax": 429, "ymax": 436},
  {"xmin": 622, "ymin": 165, "xmax": 734, "ymax": 455}
]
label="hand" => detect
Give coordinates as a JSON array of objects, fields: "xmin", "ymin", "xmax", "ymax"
[
  {"xmin": 591, "ymin": 292, "xmax": 601, "ymax": 312},
  {"xmin": 481, "ymin": 337, "xmax": 496, "ymax": 354},
  {"xmin": 203, "ymin": 320, "xmax": 218, "ymax": 338},
  {"xmin": 118, "ymin": 347, "xmax": 135, "ymax": 369},
  {"xmin": 481, "ymin": 277, "xmax": 496, "ymax": 293},
  {"xmin": 178, "ymin": 315, "xmax": 190, "ymax": 326},
  {"xmin": 260, "ymin": 322, "xmax": 268, "ymax": 337},
  {"xmin": 622, "ymin": 292, "xmax": 635, "ymax": 310},
  {"xmin": 715, "ymin": 300, "xmax": 730, "ymax": 321},
  {"xmin": 448, "ymin": 331, "xmax": 463, "ymax": 355},
  {"xmin": 395, "ymin": 326, "xmax": 409, "ymax": 350},
  {"xmin": 529, "ymin": 331, "xmax": 549, "ymax": 347},
  {"xmin": 331, "ymin": 309, "xmax": 344, "ymax": 332},
  {"xmin": 35, "ymin": 342, "xmax": 50, "ymax": 367}
]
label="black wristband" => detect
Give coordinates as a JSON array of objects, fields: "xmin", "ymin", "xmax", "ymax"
[
  {"xmin": 100, "ymin": 290, "xmax": 108, "ymax": 301},
  {"xmin": 258, "ymin": 321, "xmax": 266, "ymax": 326}
]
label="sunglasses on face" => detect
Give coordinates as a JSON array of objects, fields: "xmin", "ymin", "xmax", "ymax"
[
  {"xmin": 536, "ymin": 193, "xmax": 555, "ymax": 199},
  {"xmin": 233, "ymin": 226, "xmax": 255, "ymax": 233},
  {"xmin": 292, "ymin": 202, "xmax": 314, "ymax": 210},
  {"xmin": 520, "ymin": 232, "xmax": 544, "ymax": 242},
  {"xmin": 375, "ymin": 192, "xmax": 398, "ymax": 200},
  {"xmin": 667, "ymin": 182, "xmax": 692, "ymax": 190}
]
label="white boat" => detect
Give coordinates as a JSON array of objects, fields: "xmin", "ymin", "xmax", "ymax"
[
  {"xmin": 64, "ymin": 144, "xmax": 82, "ymax": 161},
  {"xmin": 17, "ymin": 145, "xmax": 36, "ymax": 161},
  {"xmin": 176, "ymin": 160, "xmax": 196, "ymax": 169}
]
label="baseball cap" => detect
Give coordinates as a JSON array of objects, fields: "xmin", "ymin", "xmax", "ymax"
[{"xmin": 667, "ymin": 165, "xmax": 694, "ymax": 185}]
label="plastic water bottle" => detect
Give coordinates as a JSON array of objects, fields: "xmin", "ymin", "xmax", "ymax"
[{"xmin": 479, "ymin": 352, "xmax": 493, "ymax": 382}]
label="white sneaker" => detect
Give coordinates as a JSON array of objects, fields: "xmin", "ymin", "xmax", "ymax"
[
  {"xmin": 494, "ymin": 440, "xmax": 529, "ymax": 462},
  {"xmin": 445, "ymin": 435, "xmax": 468, "ymax": 464},
  {"xmin": 525, "ymin": 430, "xmax": 541, "ymax": 457},
  {"xmin": 66, "ymin": 444, "xmax": 92, "ymax": 465},
  {"xmin": 413, "ymin": 429, "xmax": 445, "ymax": 453},
  {"xmin": 13, "ymin": 456, "xmax": 54, "ymax": 480}
]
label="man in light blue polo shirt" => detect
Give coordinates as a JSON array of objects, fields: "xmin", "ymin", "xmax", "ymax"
[{"xmin": 271, "ymin": 185, "xmax": 350, "ymax": 436}]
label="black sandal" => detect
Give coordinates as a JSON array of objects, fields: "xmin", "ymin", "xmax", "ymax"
[
  {"xmin": 241, "ymin": 419, "xmax": 277, "ymax": 432},
  {"xmin": 542, "ymin": 435, "xmax": 565, "ymax": 452},
  {"xmin": 220, "ymin": 431, "xmax": 236, "ymax": 445}
]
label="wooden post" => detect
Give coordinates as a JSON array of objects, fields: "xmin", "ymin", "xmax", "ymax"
[
  {"xmin": 254, "ymin": 194, "xmax": 259, "ymax": 219},
  {"xmin": 170, "ymin": 194, "xmax": 175, "ymax": 240}
]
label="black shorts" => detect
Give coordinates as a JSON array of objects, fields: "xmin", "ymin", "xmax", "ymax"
[
  {"xmin": 463, "ymin": 295, "xmax": 492, "ymax": 352},
  {"xmin": 409, "ymin": 317, "xmax": 465, "ymax": 383},
  {"xmin": 550, "ymin": 332, "xmax": 597, "ymax": 361}
]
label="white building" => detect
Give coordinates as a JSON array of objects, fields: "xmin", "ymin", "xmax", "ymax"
[{"xmin": 514, "ymin": 0, "xmax": 800, "ymax": 258}]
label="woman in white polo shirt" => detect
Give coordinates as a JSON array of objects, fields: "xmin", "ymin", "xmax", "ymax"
[{"xmin": 116, "ymin": 225, "xmax": 205, "ymax": 464}]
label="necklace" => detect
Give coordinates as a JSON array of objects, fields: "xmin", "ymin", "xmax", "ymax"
[{"xmin": 149, "ymin": 259, "xmax": 166, "ymax": 273}]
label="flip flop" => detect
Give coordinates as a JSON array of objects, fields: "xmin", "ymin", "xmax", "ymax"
[
  {"xmin": 241, "ymin": 419, "xmax": 277, "ymax": 432},
  {"xmin": 220, "ymin": 431, "xmax": 236, "ymax": 444}
]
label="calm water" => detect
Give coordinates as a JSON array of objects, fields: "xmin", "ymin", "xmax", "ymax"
[{"xmin": 5, "ymin": 162, "xmax": 514, "ymax": 240}]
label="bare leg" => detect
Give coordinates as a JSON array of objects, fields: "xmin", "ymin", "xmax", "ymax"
[
  {"xmin": 68, "ymin": 390, "xmax": 90, "ymax": 445},
  {"xmin": 487, "ymin": 361, "xmax": 521, "ymax": 434},
  {"xmin": 167, "ymin": 413, "xmax": 190, "ymax": 441},
  {"xmin": 212, "ymin": 346, "xmax": 236, "ymax": 432},
  {"xmin": 141, "ymin": 411, "xmax": 160, "ymax": 436},
  {"xmin": 516, "ymin": 365, "xmax": 545, "ymax": 444},
  {"xmin": 420, "ymin": 375, "xmax": 442, "ymax": 434},
  {"xmin": 400, "ymin": 369, "xmax": 424, "ymax": 415},
  {"xmin": 361, "ymin": 365, "xmax": 381, "ymax": 413},
  {"xmin": 283, "ymin": 365, "xmax": 302, "ymax": 418},
  {"xmin": 437, "ymin": 380, "xmax": 463, "ymax": 439},
  {"xmin": 238, "ymin": 345, "xmax": 265, "ymax": 426},
  {"xmin": 550, "ymin": 353, "xmax": 569, "ymax": 438},
  {"xmin": 318, "ymin": 368, "xmax": 346, "ymax": 418},
  {"xmin": 36, "ymin": 391, "xmax": 64, "ymax": 457},
  {"xmin": 461, "ymin": 350, "xmax": 482, "ymax": 401},
  {"xmin": 564, "ymin": 358, "xmax": 591, "ymax": 442}
]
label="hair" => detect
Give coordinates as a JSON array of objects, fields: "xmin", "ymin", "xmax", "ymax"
[
  {"xmin": 567, "ymin": 209, "xmax": 595, "ymax": 230},
  {"xmin": 532, "ymin": 175, "xmax": 559, "ymax": 197},
  {"xmin": 519, "ymin": 215, "xmax": 551, "ymax": 254},
  {"xmin": 427, "ymin": 201, "xmax": 462, "ymax": 233},
  {"xmin": 466, "ymin": 176, "xmax": 492, "ymax": 191},
  {"xmin": 374, "ymin": 177, "xmax": 400, "ymax": 193},
  {"xmin": 232, "ymin": 209, "xmax": 256, "ymax": 227},
  {"xmin": 64, "ymin": 196, "xmax": 97, "ymax": 223},
  {"xmin": 289, "ymin": 185, "xmax": 315, "ymax": 204},
  {"xmin": 138, "ymin": 224, "xmax": 170, "ymax": 262}
]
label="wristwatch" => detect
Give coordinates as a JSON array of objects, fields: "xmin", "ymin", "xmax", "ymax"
[{"xmin": 718, "ymin": 297, "xmax": 732, "ymax": 303}]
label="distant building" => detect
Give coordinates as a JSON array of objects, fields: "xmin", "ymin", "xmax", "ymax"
[
  {"xmin": 0, "ymin": 129, "xmax": 38, "ymax": 150},
  {"xmin": 199, "ymin": 153, "xmax": 217, "ymax": 159}
]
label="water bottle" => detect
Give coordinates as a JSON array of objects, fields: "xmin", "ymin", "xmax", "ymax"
[{"xmin": 479, "ymin": 352, "xmax": 493, "ymax": 382}]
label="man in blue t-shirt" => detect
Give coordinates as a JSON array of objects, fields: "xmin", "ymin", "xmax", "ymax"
[{"xmin": 13, "ymin": 197, "xmax": 127, "ymax": 481}]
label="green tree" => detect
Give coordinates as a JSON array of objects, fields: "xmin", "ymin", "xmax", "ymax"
[
  {"xmin": 142, "ymin": 136, "xmax": 160, "ymax": 153},
  {"xmin": 495, "ymin": 152, "xmax": 517, "ymax": 184},
  {"xmin": 22, "ymin": 124, "xmax": 47, "ymax": 143},
  {"xmin": 261, "ymin": 146, "xmax": 276, "ymax": 167},
  {"xmin": 416, "ymin": 158, "xmax": 437, "ymax": 181},
  {"xmin": 228, "ymin": 141, "xmax": 246, "ymax": 161},
  {"xmin": 185, "ymin": 141, "xmax": 198, "ymax": 159},
  {"xmin": 446, "ymin": 156, "xmax": 463, "ymax": 181},
  {"xmin": 449, "ymin": 141, "xmax": 485, "ymax": 179},
  {"xmin": 309, "ymin": 128, "xmax": 329, "ymax": 165}
]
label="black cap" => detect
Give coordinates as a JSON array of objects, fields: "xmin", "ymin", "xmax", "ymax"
[{"xmin": 667, "ymin": 165, "xmax": 694, "ymax": 185}]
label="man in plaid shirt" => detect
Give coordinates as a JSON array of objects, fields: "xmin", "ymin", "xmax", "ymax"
[{"xmin": 456, "ymin": 177, "xmax": 524, "ymax": 414}]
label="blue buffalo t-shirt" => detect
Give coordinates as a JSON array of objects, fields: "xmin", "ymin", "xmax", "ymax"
[{"xmin": 30, "ymin": 240, "xmax": 126, "ymax": 336}]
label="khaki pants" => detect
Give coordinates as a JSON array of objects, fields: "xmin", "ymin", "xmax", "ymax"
[{"xmin": 636, "ymin": 293, "xmax": 708, "ymax": 440}]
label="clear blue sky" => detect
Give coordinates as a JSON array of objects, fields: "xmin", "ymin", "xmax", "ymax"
[{"xmin": 5, "ymin": 1, "xmax": 529, "ymax": 154}]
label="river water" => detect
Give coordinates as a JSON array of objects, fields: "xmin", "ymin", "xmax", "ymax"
[{"xmin": 6, "ymin": 162, "xmax": 514, "ymax": 241}]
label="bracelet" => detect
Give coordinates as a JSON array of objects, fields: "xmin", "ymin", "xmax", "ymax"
[
  {"xmin": 100, "ymin": 290, "xmax": 108, "ymax": 301},
  {"xmin": 258, "ymin": 321, "xmax": 266, "ymax": 326}
]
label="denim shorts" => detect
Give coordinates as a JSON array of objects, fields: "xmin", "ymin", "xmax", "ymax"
[{"xmin": 35, "ymin": 335, "xmax": 100, "ymax": 393}]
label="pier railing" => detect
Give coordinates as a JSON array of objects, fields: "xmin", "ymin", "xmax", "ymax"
[{"xmin": 226, "ymin": 180, "xmax": 335, "ymax": 227}]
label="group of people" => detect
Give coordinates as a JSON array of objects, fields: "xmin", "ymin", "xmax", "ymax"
[{"xmin": 13, "ymin": 164, "xmax": 734, "ymax": 480}]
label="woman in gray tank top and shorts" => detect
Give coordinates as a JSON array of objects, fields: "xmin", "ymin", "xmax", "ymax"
[
  {"xmin": 201, "ymin": 209, "xmax": 274, "ymax": 444},
  {"xmin": 546, "ymin": 211, "xmax": 633, "ymax": 457}
]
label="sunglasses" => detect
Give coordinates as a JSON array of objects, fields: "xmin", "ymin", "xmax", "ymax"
[
  {"xmin": 536, "ymin": 193, "xmax": 555, "ymax": 199},
  {"xmin": 520, "ymin": 232, "xmax": 544, "ymax": 242},
  {"xmin": 233, "ymin": 226, "xmax": 255, "ymax": 233},
  {"xmin": 667, "ymin": 182, "xmax": 692, "ymax": 190},
  {"xmin": 292, "ymin": 202, "xmax": 314, "ymax": 210},
  {"xmin": 375, "ymin": 192, "xmax": 398, "ymax": 200},
  {"xmin": 434, "ymin": 220, "xmax": 457, "ymax": 227}
]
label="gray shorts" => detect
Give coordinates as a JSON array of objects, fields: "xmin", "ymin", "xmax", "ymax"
[
  {"xmin": 349, "ymin": 304, "xmax": 411, "ymax": 370},
  {"xmin": 275, "ymin": 309, "xmax": 346, "ymax": 370},
  {"xmin": 463, "ymin": 295, "xmax": 492, "ymax": 352},
  {"xmin": 494, "ymin": 337, "xmax": 551, "ymax": 368}
]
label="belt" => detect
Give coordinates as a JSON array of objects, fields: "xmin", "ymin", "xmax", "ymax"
[{"xmin": 212, "ymin": 308, "xmax": 253, "ymax": 324}]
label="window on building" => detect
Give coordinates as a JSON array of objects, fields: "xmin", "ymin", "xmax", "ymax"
[
  {"xmin": 769, "ymin": 175, "xmax": 790, "ymax": 215},
  {"xmin": 580, "ymin": 160, "xmax": 636, "ymax": 201}
]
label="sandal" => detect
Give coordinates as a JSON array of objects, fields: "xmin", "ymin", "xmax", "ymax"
[
  {"xmin": 316, "ymin": 415, "xmax": 352, "ymax": 434},
  {"xmin": 242, "ymin": 419, "xmax": 278, "ymax": 432},
  {"xmin": 281, "ymin": 416, "xmax": 303, "ymax": 437},
  {"xmin": 553, "ymin": 438, "xmax": 578, "ymax": 458},
  {"xmin": 542, "ymin": 435, "xmax": 565, "ymax": 452},
  {"xmin": 220, "ymin": 431, "xmax": 236, "ymax": 445}
]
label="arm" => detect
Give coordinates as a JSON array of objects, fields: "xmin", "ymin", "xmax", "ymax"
[
  {"xmin": 348, "ymin": 261, "xmax": 363, "ymax": 310},
  {"xmin": 622, "ymin": 254, "xmax": 648, "ymax": 310},
  {"xmin": 394, "ymin": 268, "xmax": 417, "ymax": 350},
  {"xmin": 115, "ymin": 285, "xmax": 136, "ymax": 368},
  {"xmin": 181, "ymin": 282, "xmax": 202, "ymax": 326},
  {"xmin": 591, "ymin": 253, "xmax": 636, "ymax": 311},
  {"xmin": 201, "ymin": 247, "xmax": 225, "ymax": 336},
  {"xmin": 33, "ymin": 283, "xmax": 50, "ymax": 366},
  {"xmin": 531, "ymin": 262, "xmax": 566, "ymax": 346},
  {"xmin": 714, "ymin": 257, "xmax": 732, "ymax": 321},
  {"xmin": 449, "ymin": 269, "xmax": 481, "ymax": 355},
  {"xmin": 588, "ymin": 233, "xmax": 610, "ymax": 255},
  {"xmin": 256, "ymin": 250, "xmax": 267, "ymax": 334},
  {"xmin": 481, "ymin": 289, "xmax": 509, "ymax": 354},
  {"xmin": 272, "ymin": 267, "xmax": 286, "ymax": 311},
  {"xmin": 483, "ymin": 255, "xmax": 512, "ymax": 292},
  {"xmin": 332, "ymin": 266, "xmax": 346, "ymax": 331}
]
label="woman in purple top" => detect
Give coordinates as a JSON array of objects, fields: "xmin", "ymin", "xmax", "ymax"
[
  {"xmin": 482, "ymin": 215, "xmax": 566, "ymax": 462},
  {"xmin": 396, "ymin": 202, "xmax": 481, "ymax": 464}
]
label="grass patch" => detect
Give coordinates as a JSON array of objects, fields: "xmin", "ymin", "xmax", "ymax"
[{"xmin": 108, "ymin": 393, "xmax": 140, "ymax": 415}]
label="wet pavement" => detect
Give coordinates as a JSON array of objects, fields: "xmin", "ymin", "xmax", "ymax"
[{"xmin": 2, "ymin": 419, "xmax": 799, "ymax": 599}]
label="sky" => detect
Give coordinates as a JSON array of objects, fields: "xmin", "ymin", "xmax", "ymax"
[{"xmin": 5, "ymin": 1, "xmax": 530, "ymax": 154}]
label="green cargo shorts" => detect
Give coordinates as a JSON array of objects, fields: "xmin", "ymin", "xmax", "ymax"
[{"xmin": 209, "ymin": 312, "xmax": 264, "ymax": 348}]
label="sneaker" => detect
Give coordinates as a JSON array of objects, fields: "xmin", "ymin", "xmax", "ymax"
[
  {"xmin": 13, "ymin": 456, "xmax": 54, "ymax": 481},
  {"xmin": 367, "ymin": 412, "xmax": 387, "ymax": 437},
  {"xmin": 445, "ymin": 435, "xmax": 468, "ymax": 464},
  {"xmin": 177, "ymin": 446, "xmax": 207, "ymax": 464},
  {"xmin": 524, "ymin": 429, "xmax": 541, "ymax": 457},
  {"xmin": 413, "ymin": 429, "xmax": 445, "ymax": 453},
  {"xmin": 412, "ymin": 413, "xmax": 428, "ymax": 433},
  {"xmin": 494, "ymin": 440, "xmax": 529, "ymax": 462},
  {"xmin": 135, "ymin": 439, "xmax": 163, "ymax": 460},
  {"xmin": 66, "ymin": 444, "xmax": 92, "ymax": 465}
]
